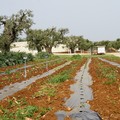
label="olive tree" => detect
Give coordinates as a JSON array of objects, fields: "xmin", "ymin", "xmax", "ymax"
[
  {"xmin": 43, "ymin": 28, "xmax": 69, "ymax": 53},
  {"xmin": 0, "ymin": 10, "xmax": 33, "ymax": 53},
  {"xmin": 27, "ymin": 27, "xmax": 69, "ymax": 53},
  {"xmin": 63, "ymin": 36, "xmax": 80, "ymax": 53},
  {"xmin": 27, "ymin": 29, "xmax": 44, "ymax": 52}
]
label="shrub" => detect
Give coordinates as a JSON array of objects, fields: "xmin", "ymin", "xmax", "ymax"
[
  {"xmin": 0, "ymin": 52, "xmax": 34, "ymax": 67},
  {"xmin": 35, "ymin": 52, "xmax": 51, "ymax": 59},
  {"xmin": 71, "ymin": 54, "xmax": 82, "ymax": 60}
]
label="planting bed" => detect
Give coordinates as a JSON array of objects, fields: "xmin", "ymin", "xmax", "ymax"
[
  {"xmin": 1, "ymin": 56, "xmax": 120, "ymax": 120},
  {"xmin": 0, "ymin": 58, "xmax": 87, "ymax": 120},
  {"xmin": 0, "ymin": 59, "xmax": 67, "ymax": 89},
  {"xmin": 89, "ymin": 58, "xmax": 120, "ymax": 120},
  {"xmin": 102, "ymin": 55, "xmax": 120, "ymax": 64}
]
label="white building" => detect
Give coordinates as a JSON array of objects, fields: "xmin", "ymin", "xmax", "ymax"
[
  {"xmin": 97, "ymin": 46, "xmax": 106, "ymax": 54},
  {"xmin": 10, "ymin": 42, "xmax": 70, "ymax": 55}
]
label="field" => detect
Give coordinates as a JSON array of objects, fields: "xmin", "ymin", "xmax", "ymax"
[{"xmin": 0, "ymin": 55, "xmax": 120, "ymax": 120}]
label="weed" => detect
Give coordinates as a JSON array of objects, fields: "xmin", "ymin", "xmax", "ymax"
[
  {"xmin": 33, "ymin": 84, "xmax": 56, "ymax": 98},
  {"xmin": 5, "ymin": 70, "xmax": 11, "ymax": 75},
  {"xmin": 49, "ymin": 70, "xmax": 70, "ymax": 84},
  {"xmin": 16, "ymin": 105, "xmax": 38, "ymax": 118},
  {"xmin": 40, "ymin": 107, "xmax": 52, "ymax": 116},
  {"xmin": 71, "ymin": 55, "xmax": 82, "ymax": 60},
  {"xmin": 7, "ymin": 99, "xmax": 15, "ymax": 108},
  {"xmin": 0, "ymin": 105, "xmax": 38, "ymax": 120},
  {"xmin": 97, "ymin": 59, "xmax": 117, "ymax": 85},
  {"xmin": 2, "ymin": 76, "xmax": 8, "ymax": 80},
  {"xmin": 0, "ymin": 106, "xmax": 14, "ymax": 120},
  {"xmin": 49, "ymin": 74, "xmax": 69, "ymax": 83},
  {"xmin": 103, "ymin": 79, "xmax": 116, "ymax": 85}
]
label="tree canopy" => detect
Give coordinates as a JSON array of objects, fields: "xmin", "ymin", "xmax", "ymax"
[
  {"xmin": 0, "ymin": 9, "xmax": 33, "ymax": 53},
  {"xmin": 27, "ymin": 27, "xmax": 69, "ymax": 53},
  {"xmin": 63, "ymin": 36, "xmax": 92, "ymax": 53},
  {"xmin": 63, "ymin": 36, "xmax": 80, "ymax": 53},
  {"xmin": 94, "ymin": 39, "xmax": 120, "ymax": 52},
  {"xmin": 0, "ymin": 9, "xmax": 120, "ymax": 54}
]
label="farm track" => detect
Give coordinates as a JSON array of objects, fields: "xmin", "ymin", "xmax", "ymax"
[{"xmin": 89, "ymin": 58, "xmax": 120, "ymax": 120}]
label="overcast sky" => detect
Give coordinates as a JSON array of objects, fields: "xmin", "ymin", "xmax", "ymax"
[{"xmin": 0, "ymin": 0, "xmax": 120, "ymax": 41}]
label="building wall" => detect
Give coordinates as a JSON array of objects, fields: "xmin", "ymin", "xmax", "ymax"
[{"xmin": 10, "ymin": 42, "xmax": 70, "ymax": 55}]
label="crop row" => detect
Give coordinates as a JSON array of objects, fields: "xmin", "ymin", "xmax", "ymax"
[
  {"xmin": 0, "ymin": 58, "xmax": 67, "ymax": 89},
  {"xmin": 102, "ymin": 55, "xmax": 120, "ymax": 64},
  {"xmin": 0, "ymin": 57, "xmax": 87, "ymax": 120},
  {"xmin": 89, "ymin": 57, "xmax": 120, "ymax": 119}
]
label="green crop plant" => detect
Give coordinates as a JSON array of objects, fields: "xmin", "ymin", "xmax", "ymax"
[
  {"xmin": 97, "ymin": 60, "xmax": 117, "ymax": 85},
  {"xmin": 0, "ymin": 106, "xmax": 14, "ymax": 120},
  {"xmin": 48, "ymin": 74, "xmax": 69, "ymax": 84},
  {"xmin": 33, "ymin": 84, "xmax": 56, "ymax": 98},
  {"xmin": 15, "ymin": 105, "xmax": 38, "ymax": 119},
  {"xmin": 5, "ymin": 70, "xmax": 11, "ymax": 75},
  {"xmin": 0, "ymin": 105, "xmax": 39, "ymax": 120},
  {"xmin": 39, "ymin": 107, "xmax": 52, "ymax": 116},
  {"xmin": 16, "ymin": 97, "xmax": 28, "ymax": 106},
  {"xmin": 2, "ymin": 76, "xmax": 9, "ymax": 81},
  {"xmin": 15, "ymin": 72, "xmax": 21, "ymax": 79},
  {"xmin": 103, "ymin": 79, "xmax": 116, "ymax": 85},
  {"xmin": 7, "ymin": 99, "xmax": 16, "ymax": 108},
  {"xmin": 71, "ymin": 55, "xmax": 82, "ymax": 60},
  {"xmin": 48, "ymin": 70, "xmax": 71, "ymax": 84},
  {"xmin": 6, "ymin": 97, "xmax": 28, "ymax": 109}
]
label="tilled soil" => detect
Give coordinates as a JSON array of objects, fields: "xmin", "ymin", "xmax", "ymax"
[
  {"xmin": 102, "ymin": 56, "xmax": 120, "ymax": 64},
  {"xmin": 0, "ymin": 59, "xmax": 87, "ymax": 120},
  {"xmin": 0, "ymin": 60, "xmax": 67, "ymax": 89},
  {"xmin": 1, "ymin": 57, "xmax": 120, "ymax": 120},
  {"xmin": 89, "ymin": 58, "xmax": 120, "ymax": 120}
]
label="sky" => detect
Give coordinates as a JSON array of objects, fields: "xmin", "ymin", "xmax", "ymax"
[{"xmin": 0, "ymin": 0, "xmax": 120, "ymax": 41}]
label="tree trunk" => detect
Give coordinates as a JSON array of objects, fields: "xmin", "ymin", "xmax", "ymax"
[
  {"xmin": 36, "ymin": 46, "xmax": 42, "ymax": 53},
  {"xmin": 45, "ymin": 47, "xmax": 52, "ymax": 54},
  {"xmin": 2, "ymin": 43, "xmax": 11, "ymax": 53},
  {"xmin": 70, "ymin": 48, "xmax": 75, "ymax": 53}
]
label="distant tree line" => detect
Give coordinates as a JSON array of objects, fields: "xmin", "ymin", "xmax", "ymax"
[
  {"xmin": 0, "ymin": 10, "xmax": 120, "ymax": 54},
  {"xmin": 94, "ymin": 39, "xmax": 120, "ymax": 52}
]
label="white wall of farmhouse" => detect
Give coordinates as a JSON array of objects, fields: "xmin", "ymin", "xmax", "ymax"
[{"xmin": 10, "ymin": 42, "xmax": 70, "ymax": 55}]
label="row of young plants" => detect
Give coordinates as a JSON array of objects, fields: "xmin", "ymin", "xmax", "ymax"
[
  {"xmin": 89, "ymin": 57, "xmax": 120, "ymax": 119},
  {"xmin": 0, "ymin": 58, "xmax": 68, "ymax": 89},
  {"xmin": 96, "ymin": 58, "xmax": 118, "ymax": 85},
  {"xmin": 102, "ymin": 55, "xmax": 120, "ymax": 64},
  {"xmin": 0, "ymin": 56, "xmax": 87, "ymax": 120}
]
